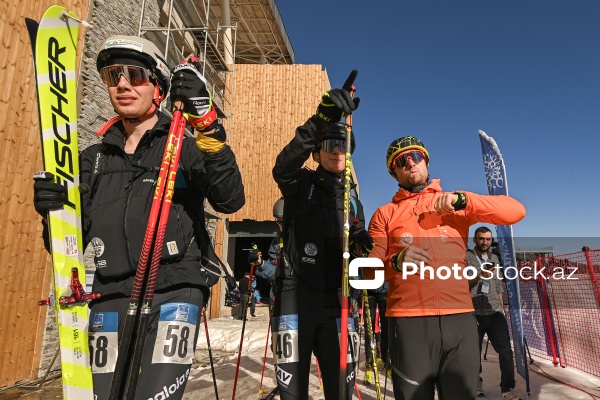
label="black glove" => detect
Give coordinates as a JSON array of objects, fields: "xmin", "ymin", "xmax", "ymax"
[
  {"xmin": 349, "ymin": 224, "xmax": 374, "ymax": 257},
  {"xmin": 315, "ymin": 70, "xmax": 360, "ymax": 123},
  {"xmin": 33, "ymin": 171, "xmax": 68, "ymax": 217},
  {"xmin": 170, "ymin": 57, "xmax": 217, "ymax": 131},
  {"xmin": 350, "ymin": 225, "xmax": 374, "ymax": 247},
  {"xmin": 248, "ymin": 249, "xmax": 261, "ymax": 264}
]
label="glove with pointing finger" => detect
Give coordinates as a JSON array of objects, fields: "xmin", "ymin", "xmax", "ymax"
[{"xmin": 315, "ymin": 70, "xmax": 360, "ymax": 123}]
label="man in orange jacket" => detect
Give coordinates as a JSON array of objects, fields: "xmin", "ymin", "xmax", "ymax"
[{"xmin": 368, "ymin": 136, "xmax": 526, "ymax": 400}]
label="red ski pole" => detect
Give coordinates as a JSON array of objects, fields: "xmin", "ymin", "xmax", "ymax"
[
  {"xmin": 258, "ymin": 310, "xmax": 272, "ymax": 397},
  {"xmin": 125, "ymin": 104, "xmax": 188, "ymax": 398},
  {"xmin": 232, "ymin": 244, "xmax": 259, "ymax": 399},
  {"xmin": 202, "ymin": 307, "xmax": 220, "ymax": 399},
  {"xmin": 316, "ymin": 358, "xmax": 324, "ymax": 391},
  {"xmin": 108, "ymin": 102, "xmax": 186, "ymax": 399}
]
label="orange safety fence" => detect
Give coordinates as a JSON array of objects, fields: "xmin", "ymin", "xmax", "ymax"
[{"xmin": 505, "ymin": 248, "xmax": 600, "ymax": 378}]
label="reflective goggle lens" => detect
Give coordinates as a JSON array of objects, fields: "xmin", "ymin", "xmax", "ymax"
[
  {"xmin": 394, "ymin": 150, "xmax": 427, "ymax": 168},
  {"xmin": 321, "ymin": 138, "xmax": 348, "ymax": 153},
  {"xmin": 100, "ymin": 65, "xmax": 154, "ymax": 87}
]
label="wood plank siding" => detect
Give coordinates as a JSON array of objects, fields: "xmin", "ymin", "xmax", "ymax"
[{"xmin": 227, "ymin": 64, "xmax": 330, "ymax": 223}]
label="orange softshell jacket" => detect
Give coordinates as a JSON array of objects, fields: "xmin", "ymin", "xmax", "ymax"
[{"xmin": 368, "ymin": 180, "xmax": 526, "ymax": 317}]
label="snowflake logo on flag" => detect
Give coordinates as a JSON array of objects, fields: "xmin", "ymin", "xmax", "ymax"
[{"xmin": 482, "ymin": 154, "xmax": 504, "ymax": 190}]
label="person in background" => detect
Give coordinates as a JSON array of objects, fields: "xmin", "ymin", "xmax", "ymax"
[
  {"xmin": 468, "ymin": 226, "xmax": 522, "ymax": 400},
  {"xmin": 250, "ymin": 198, "xmax": 284, "ymax": 304}
]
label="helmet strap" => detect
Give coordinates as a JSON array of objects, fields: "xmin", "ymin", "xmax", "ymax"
[{"xmin": 123, "ymin": 86, "xmax": 163, "ymax": 124}]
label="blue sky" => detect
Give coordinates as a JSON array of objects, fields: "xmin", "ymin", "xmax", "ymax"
[{"xmin": 276, "ymin": 0, "xmax": 600, "ymax": 254}]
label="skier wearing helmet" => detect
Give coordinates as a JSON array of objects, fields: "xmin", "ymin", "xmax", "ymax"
[
  {"xmin": 271, "ymin": 72, "xmax": 374, "ymax": 399},
  {"xmin": 32, "ymin": 35, "xmax": 244, "ymax": 399},
  {"xmin": 249, "ymin": 198, "xmax": 284, "ymax": 290},
  {"xmin": 367, "ymin": 136, "xmax": 526, "ymax": 400}
]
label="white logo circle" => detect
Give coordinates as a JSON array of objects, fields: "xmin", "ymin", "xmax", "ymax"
[
  {"xmin": 400, "ymin": 232, "xmax": 413, "ymax": 246},
  {"xmin": 91, "ymin": 237, "xmax": 105, "ymax": 257},
  {"xmin": 304, "ymin": 243, "xmax": 318, "ymax": 256}
]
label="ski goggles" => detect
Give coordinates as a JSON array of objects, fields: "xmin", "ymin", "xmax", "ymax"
[
  {"xmin": 394, "ymin": 150, "xmax": 428, "ymax": 168},
  {"xmin": 100, "ymin": 65, "xmax": 156, "ymax": 87},
  {"xmin": 320, "ymin": 138, "xmax": 349, "ymax": 153}
]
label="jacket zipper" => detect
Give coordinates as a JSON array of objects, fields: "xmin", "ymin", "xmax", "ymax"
[{"xmin": 418, "ymin": 192, "xmax": 441, "ymax": 315}]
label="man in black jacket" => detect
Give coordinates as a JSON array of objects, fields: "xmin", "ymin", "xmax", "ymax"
[
  {"xmin": 271, "ymin": 73, "xmax": 373, "ymax": 399},
  {"xmin": 33, "ymin": 35, "xmax": 244, "ymax": 400}
]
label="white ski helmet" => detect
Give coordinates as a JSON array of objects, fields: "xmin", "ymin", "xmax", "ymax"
[{"xmin": 97, "ymin": 35, "xmax": 170, "ymax": 97}]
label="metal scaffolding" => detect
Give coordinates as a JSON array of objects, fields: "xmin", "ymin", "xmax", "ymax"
[
  {"xmin": 138, "ymin": 0, "xmax": 236, "ymax": 122},
  {"xmin": 137, "ymin": 0, "xmax": 295, "ymax": 127}
]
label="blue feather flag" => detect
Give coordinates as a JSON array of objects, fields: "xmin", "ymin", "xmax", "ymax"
[{"xmin": 478, "ymin": 130, "xmax": 530, "ymax": 395}]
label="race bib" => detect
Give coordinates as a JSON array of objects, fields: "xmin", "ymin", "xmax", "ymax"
[
  {"xmin": 337, "ymin": 318, "xmax": 359, "ymax": 364},
  {"xmin": 89, "ymin": 312, "xmax": 119, "ymax": 374},
  {"xmin": 152, "ymin": 303, "xmax": 199, "ymax": 364},
  {"xmin": 271, "ymin": 314, "xmax": 299, "ymax": 364}
]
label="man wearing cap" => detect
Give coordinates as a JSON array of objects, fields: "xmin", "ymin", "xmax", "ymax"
[
  {"xmin": 368, "ymin": 137, "xmax": 526, "ymax": 400},
  {"xmin": 271, "ymin": 76, "xmax": 373, "ymax": 399},
  {"xmin": 32, "ymin": 35, "xmax": 244, "ymax": 399},
  {"xmin": 249, "ymin": 198, "xmax": 284, "ymax": 302}
]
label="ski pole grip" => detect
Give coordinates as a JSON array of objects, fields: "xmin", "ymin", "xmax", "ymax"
[{"xmin": 173, "ymin": 100, "xmax": 185, "ymax": 113}]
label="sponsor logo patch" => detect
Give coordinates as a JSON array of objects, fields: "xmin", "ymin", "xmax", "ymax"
[
  {"xmin": 400, "ymin": 232, "xmax": 413, "ymax": 246},
  {"xmin": 275, "ymin": 364, "xmax": 293, "ymax": 386},
  {"xmin": 176, "ymin": 304, "xmax": 190, "ymax": 322},
  {"xmin": 304, "ymin": 243, "xmax": 317, "ymax": 256}
]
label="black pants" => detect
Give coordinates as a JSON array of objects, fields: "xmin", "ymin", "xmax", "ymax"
[
  {"xmin": 272, "ymin": 284, "xmax": 356, "ymax": 399},
  {"xmin": 363, "ymin": 291, "xmax": 388, "ymax": 367},
  {"xmin": 89, "ymin": 287, "xmax": 204, "ymax": 400},
  {"xmin": 476, "ymin": 312, "xmax": 515, "ymax": 392},
  {"xmin": 239, "ymin": 290, "xmax": 256, "ymax": 318},
  {"xmin": 388, "ymin": 313, "xmax": 479, "ymax": 400}
]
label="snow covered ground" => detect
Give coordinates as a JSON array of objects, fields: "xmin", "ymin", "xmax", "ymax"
[
  {"xmin": 2, "ymin": 305, "xmax": 599, "ymax": 399},
  {"xmin": 186, "ymin": 306, "xmax": 600, "ymax": 400}
]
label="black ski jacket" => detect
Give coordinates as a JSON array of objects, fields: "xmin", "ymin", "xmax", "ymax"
[
  {"xmin": 272, "ymin": 117, "xmax": 367, "ymax": 292},
  {"xmin": 80, "ymin": 113, "xmax": 244, "ymax": 297}
]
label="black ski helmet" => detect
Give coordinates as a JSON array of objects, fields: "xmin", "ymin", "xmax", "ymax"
[
  {"xmin": 97, "ymin": 35, "xmax": 171, "ymax": 98},
  {"xmin": 386, "ymin": 136, "xmax": 429, "ymax": 177},
  {"xmin": 272, "ymin": 198, "xmax": 284, "ymax": 219},
  {"xmin": 314, "ymin": 122, "xmax": 356, "ymax": 154}
]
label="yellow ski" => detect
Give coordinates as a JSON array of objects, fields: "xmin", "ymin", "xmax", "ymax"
[{"xmin": 27, "ymin": 5, "xmax": 94, "ymax": 399}]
